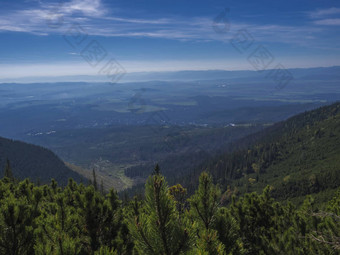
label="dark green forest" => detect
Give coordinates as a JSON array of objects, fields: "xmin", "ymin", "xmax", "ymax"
[
  {"xmin": 0, "ymin": 136, "xmax": 83, "ymax": 185},
  {"xmin": 0, "ymin": 169, "xmax": 339, "ymax": 254},
  {"xmin": 195, "ymin": 102, "xmax": 340, "ymax": 204},
  {"xmin": 124, "ymin": 102, "xmax": 340, "ymax": 204}
]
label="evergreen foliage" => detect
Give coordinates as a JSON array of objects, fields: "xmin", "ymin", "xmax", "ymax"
[
  {"xmin": 128, "ymin": 169, "xmax": 194, "ymax": 254},
  {"xmin": 0, "ymin": 171, "xmax": 338, "ymax": 254}
]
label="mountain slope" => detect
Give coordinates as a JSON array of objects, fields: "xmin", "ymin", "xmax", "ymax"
[
  {"xmin": 0, "ymin": 136, "xmax": 85, "ymax": 185},
  {"xmin": 181, "ymin": 102, "xmax": 340, "ymax": 203}
]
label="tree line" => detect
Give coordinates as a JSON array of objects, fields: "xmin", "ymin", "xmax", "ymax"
[{"xmin": 0, "ymin": 165, "xmax": 339, "ymax": 254}]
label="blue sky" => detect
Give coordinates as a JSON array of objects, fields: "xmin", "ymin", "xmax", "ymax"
[{"xmin": 0, "ymin": 0, "xmax": 340, "ymax": 81}]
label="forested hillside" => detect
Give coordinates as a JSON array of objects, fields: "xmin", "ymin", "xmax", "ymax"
[
  {"xmin": 0, "ymin": 136, "xmax": 84, "ymax": 185},
  {"xmin": 0, "ymin": 103, "xmax": 339, "ymax": 254},
  {"xmin": 185, "ymin": 102, "xmax": 340, "ymax": 204}
]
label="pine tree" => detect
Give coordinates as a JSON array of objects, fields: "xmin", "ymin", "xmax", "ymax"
[
  {"xmin": 189, "ymin": 172, "xmax": 221, "ymax": 230},
  {"xmin": 4, "ymin": 158, "xmax": 14, "ymax": 181},
  {"xmin": 168, "ymin": 184, "xmax": 187, "ymax": 217},
  {"xmin": 153, "ymin": 164, "xmax": 160, "ymax": 175},
  {"xmin": 0, "ymin": 181, "xmax": 42, "ymax": 255},
  {"xmin": 189, "ymin": 172, "xmax": 225, "ymax": 254},
  {"xmin": 35, "ymin": 179, "xmax": 87, "ymax": 254},
  {"xmin": 92, "ymin": 168, "xmax": 98, "ymax": 191},
  {"xmin": 128, "ymin": 172, "xmax": 194, "ymax": 254},
  {"xmin": 100, "ymin": 180, "xmax": 104, "ymax": 195},
  {"xmin": 214, "ymin": 208, "xmax": 241, "ymax": 254},
  {"xmin": 196, "ymin": 229, "xmax": 225, "ymax": 255},
  {"xmin": 230, "ymin": 187, "xmax": 279, "ymax": 254},
  {"xmin": 82, "ymin": 186, "xmax": 103, "ymax": 252}
]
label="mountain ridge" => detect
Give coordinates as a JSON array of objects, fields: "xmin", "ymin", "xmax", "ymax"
[{"xmin": 0, "ymin": 136, "xmax": 85, "ymax": 185}]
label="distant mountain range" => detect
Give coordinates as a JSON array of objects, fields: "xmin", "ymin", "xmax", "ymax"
[{"xmin": 1, "ymin": 66, "xmax": 340, "ymax": 83}]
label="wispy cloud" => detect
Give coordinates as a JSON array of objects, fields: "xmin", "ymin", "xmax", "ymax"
[
  {"xmin": 0, "ymin": 1, "xmax": 336, "ymax": 49},
  {"xmin": 310, "ymin": 7, "xmax": 340, "ymax": 18},
  {"xmin": 0, "ymin": 0, "xmax": 105, "ymax": 34},
  {"xmin": 314, "ymin": 18, "xmax": 340, "ymax": 26},
  {"xmin": 309, "ymin": 7, "xmax": 340, "ymax": 26},
  {"xmin": 105, "ymin": 17, "xmax": 171, "ymax": 24},
  {"xmin": 61, "ymin": 0, "xmax": 105, "ymax": 17}
]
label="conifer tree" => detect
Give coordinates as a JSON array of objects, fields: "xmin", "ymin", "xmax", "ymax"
[
  {"xmin": 0, "ymin": 181, "xmax": 42, "ymax": 255},
  {"xmin": 92, "ymin": 168, "xmax": 98, "ymax": 191},
  {"xmin": 189, "ymin": 172, "xmax": 225, "ymax": 253},
  {"xmin": 4, "ymin": 158, "xmax": 14, "ymax": 181},
  {"xmin": 230, "ymin": 187, "xmax": 280, "ymax": 254},
  {"xmin": 129, "ymin": 171, "xmax": 194, "ymax": 254},
  {"xmin": 189, "ymin": 172, "xmax": 221, "ymax": 230},
  {"xmin": 196, "ymin": 229, "xmax": 225, "ymax": 255},
  {"xmin": 153, "ymin": 163, "xmax": 160, "ymax": 175},
  {"xmin": 304, "ymin": 190, "xmax": 340, "ymax": 253},
  {"xmin": 214, "ymin": 208, "xmax": 241, "ymax": 254},
  {"xmin": 101, "ymin": 180, "xmax": 104, "ymax": 195},
  {"xmin": 34, "ymin": 187, "xmax": 87, "ymax": 254},
  {"xmin": 168, "ymin": 184, "xmax": 187, "ymax": 217}
]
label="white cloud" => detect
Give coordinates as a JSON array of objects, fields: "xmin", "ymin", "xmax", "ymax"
[
  {"xmin": 62, "ymin": 0, "xmax": 105, "ymax": 17},
  {"xmin": 314, "ymin": 18, "xmax": 340, "ymax": 26},
  {"xmin": 309, "ymin": 7, "xmax": 340, "ymax": 26},
  {"xmin": 310, "ymin": 7, "xmax": 340, "ymax": 18},
  {"xmin": 105, "ymin": 17, "xmax": 171, "ymax": 24},
  {"xmin": 0, "ymin": 0, "xmax": 105, "ymax": 33},
  {"xmin": 0, "ymin": 3, "xmax": 335, "ymax": 49}
]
